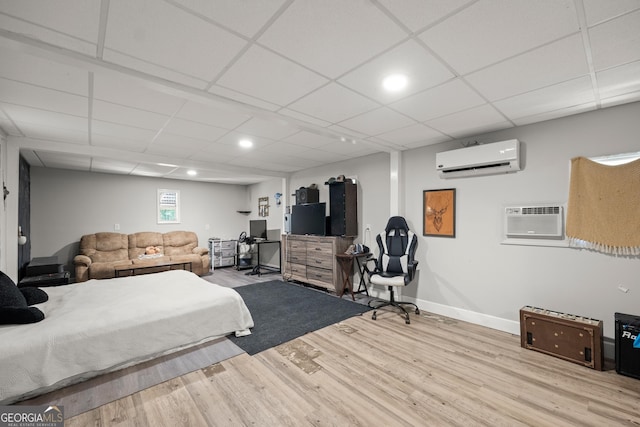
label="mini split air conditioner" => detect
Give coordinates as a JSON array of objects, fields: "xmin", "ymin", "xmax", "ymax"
[
  {"xmin": 436, "ymin": 139, "xmax": 521, "ymax": 178},
  {"xmin": 505, "ymin": 205, "xmax": 564, "ymax": 238}
]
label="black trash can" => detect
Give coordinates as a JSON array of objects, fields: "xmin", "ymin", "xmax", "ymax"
[{"xmin": 615, "ymin": 312, "xmax": 640, "ymax": 380}]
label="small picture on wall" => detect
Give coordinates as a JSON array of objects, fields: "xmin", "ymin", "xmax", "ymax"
[{"xmin": 423, "ymin": 188, "xmax": 456, "ymax": 237}]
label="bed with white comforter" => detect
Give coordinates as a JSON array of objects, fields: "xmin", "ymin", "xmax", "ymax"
[{"xmin": 0, "ymin": 269, "xmax": 254, "ymax": 404}]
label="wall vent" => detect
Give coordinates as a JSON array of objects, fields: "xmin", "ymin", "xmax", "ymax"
[{"xmin": 505, "ymin": 205, "xmax": 564, "ymax": 238}]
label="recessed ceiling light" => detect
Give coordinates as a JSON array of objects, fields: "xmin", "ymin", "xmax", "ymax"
[
  {"xmin": 187, "ymin": 170, "xmax": 197, "ymax": 176},
  {"xmin": 238, "ymin": 139, "xmax": 253, "ymax": 148},
  {"xmin": 157, "ymin": 162, "xmax": 178, "ymax": 167},
  {"xmin": 382, "ymin": 74, "xmax": 408, "ymax": 92}
]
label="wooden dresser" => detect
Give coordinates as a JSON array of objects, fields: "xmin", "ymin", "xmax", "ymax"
[{"xmin": 282, "ymin": 234, "xmax": 355, "ymax": 293}]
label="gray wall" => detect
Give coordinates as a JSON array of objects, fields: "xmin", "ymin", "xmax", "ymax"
[
  {"xmin": 30, "ymin": 168, "xmax": 249, "ymax": 274},
  {"xmin": 287, "ymin": 102, "xmax": 640, "ymax": 344}
]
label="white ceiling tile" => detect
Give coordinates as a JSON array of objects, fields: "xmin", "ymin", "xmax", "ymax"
[
  {"xmin": 600, "ymin": 90, "xmax": 640, "ymax": 108},
  {"xmin": 258, "ymin": 140, "xmax": 314, "ymax": 156},
  {"xmin": 208, "ymin": 85, "xmax": 280, "ymax": 111},
  {"xmin": 420, "ymin": 0, "xmax": 579, "ymax": 75},
  {"xmin": 465, "ymin": 34, "xmax": 589, "ymax": 101},
  {"xmin": 92, "ymin": 100, "xmax": 169, "ymax": 131},
  {"xmin": 511, "ymin": 102, "xmax": 597, "ymax": 126},
  {"xmin": 583, "ymin": 0, "xmax": 640, "ymax": 26},
  {"xmin": 91, "ymin": 120, "xmax": 155, "ymax": 151},
  {"xmin": 0, "ymin": 119, "xmax": 21, "ymax": 136},
  {"xmin": 283, "ymin": 131, "xmax": 341, "ymax": 149},
  {"xmin": 234, "ymin": 116, "xmax": 300, "ymax": 140},
  {"xmin": 338, "ymin": 107, "xmax": 415, "ymax": 136},
  {"xmin": 104, "ymin": 0, "xmax": 247, "ymax": 81},
  {"xmin": 0, "ymin": 0, "xmax": 100, "ymax": 55},
  {"xmin": 93, "ymin": 72, "xmax": 186, "ymax": 115},
  {"xmin": 1, "ymin": 104, "xmax": 87, "ymax": 133},
  {"xmin": 217, "ymin": 45, "xmax": 328, "ymax": 106},
  {"xmin": 375, "ymin": 123, "xmax": 448, "ymax": 146},
  {"xmin": 496, "ymin": 77, "xmax": 595, "ymax": 120},
  {"xmin": 597, "ymin": 60, "xmax": 640, "ymax": 99},
  {"xmin": 376, "ymin": 0, "xmax": 476, "ymax": 32},
  {"xmin": 391, "ymin": 79, "xmax": 485, "ymax": 122},
  {"xmin": 326, "ymin": 125, "xmax": 369, "ymax": 141},
  {"xmin": 426, "ymin": 104, "xmax": 513, "ymax": 138},
  {"xmin": 0, "ymin": 48, "xmax": 88, "ymax": 95},
  {"xmin": 258, "ymin": 0, "xmax": 407, "ymax": 78},
  {"xmin": 277, "ymin": 108, "xmax": 332, "ymax": 128},
  {"xmin": 14, "ymin": 122, "xmax": 88, "ymax": 145},
  {"xmin": 589, "ymin": 9, "xmax": 640, "ymax": 71},
  {"xmin": 0, "ymin": 78, "xmax": 87, "ymax": 117},
  {"xmin": 37, "ymin": 151, "xmax": 91, "ymax": 170},
  {"xmin": 338, "ymin": 40, "xmax": 454, "ymax": 103},
  {"xmin": 131, "ymin": 163, "xmax": 178, "ymax": 177},
  {"xmin": 176, "ymin": 101, "xmax": 251, "ymax": 129},
  {"xmin": 294, "ymin": 148, "xmax": 346, "ymax": 164},
  {"xmin": 160, "ymin": 117, "xmax": 228, "ymax": 142},
  {"xmin": 146, "ymin": 134, "xmax": 209, "ymax": 158},
  {"xmin": 171, "ymin": 0, "xmax": 287, "ymax": 38},
  {"xmin": 214, "ymin": 131, "xmax": 275, "ymax": 151},
  {"xmin": 287, "ymin": 83, "xmax": 378, "ymax": 123},
  {"xmin": 188, "ymin": 146, "xmax": 236, "ymax": 164},
  {"xmin": 101, "ymin": 49, "xmax": 209, "ymax": 89},
  {"xmin": 91, "ymin": 158, "xmax": 137, "ymax": 174}
]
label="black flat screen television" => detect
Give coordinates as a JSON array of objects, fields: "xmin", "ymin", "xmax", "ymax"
[
  {"xmin": 291, "ymin": 203, "xmax": 326, "ymax": 236},
  {"xmin": 249, "ymin": 219, "xmax": 267, "ymax": 239}
]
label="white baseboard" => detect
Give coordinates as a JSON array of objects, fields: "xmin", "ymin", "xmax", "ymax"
[{"xmin": 409, "ymin": 297, "xmax": 521, "ymax": 335}]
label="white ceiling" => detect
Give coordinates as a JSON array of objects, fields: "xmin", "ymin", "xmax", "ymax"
[{"xmin": 0, "ymin": 0, "xmax": 639, "ymax": 184}]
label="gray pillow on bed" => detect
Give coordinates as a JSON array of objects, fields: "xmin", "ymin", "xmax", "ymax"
[{"xmin": 0, "ymin": 271, "xmax": 47, "ymax": 324}]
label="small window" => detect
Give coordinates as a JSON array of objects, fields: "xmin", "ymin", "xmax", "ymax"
[
  {"xmin": 590, "ymin": 151, "xmax": 640, "ymax": 166},
  {"xmin": 158, "ymin": 189, "xmax": 180, "ymax": 224}
]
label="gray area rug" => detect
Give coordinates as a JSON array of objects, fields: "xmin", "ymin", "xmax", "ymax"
[{"xmin": 229, "ymin": 280, "xmax": 372, "ymax": 355}]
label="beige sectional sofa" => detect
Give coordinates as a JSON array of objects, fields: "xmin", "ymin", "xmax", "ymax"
[{"xmin": 73, "ymin": 230, "xmax": 210, "ymax": 282}]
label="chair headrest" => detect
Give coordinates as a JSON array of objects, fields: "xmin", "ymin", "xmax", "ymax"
[{"xmin": 385, "ymin": 216, "xmax": 410, "ymax": 233}]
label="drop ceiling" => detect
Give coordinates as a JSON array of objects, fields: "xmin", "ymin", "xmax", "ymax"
[{"xmin": 0, "ymin": 0, "xmax": 639, "ymax": 184}]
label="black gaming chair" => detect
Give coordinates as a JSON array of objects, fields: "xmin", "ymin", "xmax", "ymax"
[{"xmin": 368, "ymin": 216, "xmax": 419, "ymax": 324}]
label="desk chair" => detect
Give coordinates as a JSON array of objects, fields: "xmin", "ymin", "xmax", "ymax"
[{"xmin": 368, "ymin": 216, "xmax": 419, "ymax": 324}]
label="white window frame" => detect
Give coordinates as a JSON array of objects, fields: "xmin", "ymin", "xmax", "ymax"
[{"xmin": 157, "ymin": 189, "xmax": 180, "ymax": 224}]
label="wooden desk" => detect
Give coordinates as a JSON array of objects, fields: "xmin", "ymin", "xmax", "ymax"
[
  {"xmin": 335, "ymin": 252, "xmax": 371, "ymax": 300},
  {"xmin": 114, "ymin": 261, "xmax": 192, "ymax": 278}
]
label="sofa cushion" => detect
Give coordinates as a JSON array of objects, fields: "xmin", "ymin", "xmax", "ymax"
[
  {"xmin": 128, "ymin": 232, "xmax": 164, "ymax": 260},
  {"xmin": 80, "ymin": 233, "xmax": 129, "ymax": 263},
  {"xmin": 162, "ymin": 231, "xmax": 197, "ymax": 256}
]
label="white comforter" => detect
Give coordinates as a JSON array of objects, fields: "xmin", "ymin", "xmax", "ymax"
[{"xmin": 0, "ymin": 270, "xmax": 254, "ymax": 404}]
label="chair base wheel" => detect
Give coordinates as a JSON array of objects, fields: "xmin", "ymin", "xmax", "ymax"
[{"xmin": 372, "ymin": 311, "xmax": 377, "ymax": 320}]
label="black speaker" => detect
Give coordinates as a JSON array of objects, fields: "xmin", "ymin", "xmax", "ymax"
[
  {"xmin": 328, "ymin": 181, "xmax": 357, "ymax": 236},
  {"xmin": 295, "ymin": 187, "xmax": 319, "ymax": 205},
  {"xmin": 615, "ymin": 312, "xmax": 640, "ymax": 380}
]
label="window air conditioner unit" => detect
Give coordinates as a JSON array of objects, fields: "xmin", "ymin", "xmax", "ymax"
[
  {"xmin": 505, "ymin": 205, "xmax": 564, "ymax": 238},
  {"xmin": 436, "ymin": 139, "xmax": 521, "ymax": 178}
]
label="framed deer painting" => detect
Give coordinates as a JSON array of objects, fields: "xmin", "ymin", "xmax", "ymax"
[{"xmin": 423, "ymin": 188, "xmax": 456, "ymax": 237}]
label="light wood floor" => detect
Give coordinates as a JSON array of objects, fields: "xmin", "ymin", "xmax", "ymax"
[{"xmin": 64, "ymin": 268, "xmax": 640, "ymax": 427}]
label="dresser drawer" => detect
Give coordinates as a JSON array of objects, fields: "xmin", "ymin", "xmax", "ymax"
[
  {"xmin": 213, "ymin": 257, "xmax": 235, "ymax": 267},
  {"xmin": 287, "ymin": 248, "xmax": 307, "ymax": 264},
  {"xmin": 306, "ymin": 252, "xmax": 332, "ymax": 269},
  {"xmin": 213, "ymin": 240, "xmax": 235, "ymax": 250},
  {"xmin": 306, "ymin": 266, "xmax": 334, "ymax": 287},
  {"xmin": 288, "ymin": 263, "xmax": 307, "ymax": 277},
  {"xmin": 214, "ymin": 249, "xmax": 236, "ymax": 258},
  {"xmin": 306, "ymin": 241, "xmax": 332, "ymax": 254},
  {"xmin": 287, "ymin": 239, "xmax": 306, "ymax": 251}
]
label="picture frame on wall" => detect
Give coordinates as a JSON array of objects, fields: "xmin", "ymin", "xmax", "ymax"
[{"xmin": 423, "ymin": 188, "xmax": 456, "ymax": 237}]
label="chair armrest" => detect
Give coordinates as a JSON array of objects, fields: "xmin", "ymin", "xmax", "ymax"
[
  {"xmin": 73, "ymin": 254, "xmax": 92, "ymax": 267},
  {"xmin": 192, "ymin": 246, "xmax": 209, "ymax": 256},
  {"xmin": 407, "ymin": 260, "xmax": 419, "ymax": 280}
]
